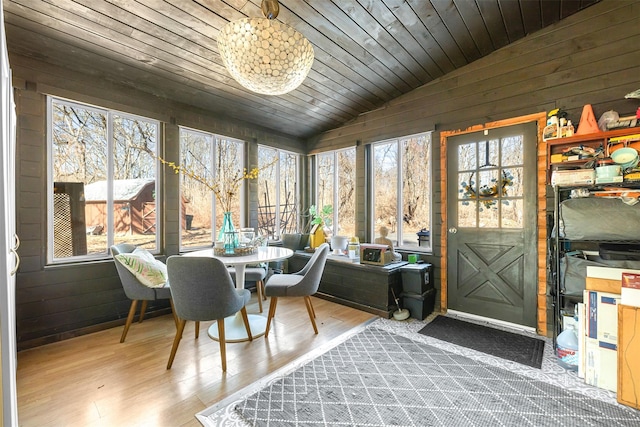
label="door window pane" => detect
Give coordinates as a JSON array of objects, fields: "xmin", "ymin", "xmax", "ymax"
[
  {"xmin": 502, "ymin": 199, "xmax": 523, "ymax": 228},
  {"xmin": 458, "ymin": 201, "xmax": 476, "ymax": 228},
  {"xmin": 502, "ymin": 135, "xmax": 524, "ymax": 166},
  {"xmin": 457, "ymin": 132, "xmax": 524, "ymax": 230},
  {"xmin": 458, "ymin": 142, "xmax": 476, "ymax": 171}
]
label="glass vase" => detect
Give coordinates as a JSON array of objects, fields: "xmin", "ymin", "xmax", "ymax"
[{"xmin": 218, "ymin": 212, "xmax": 238, "ymax": 253}]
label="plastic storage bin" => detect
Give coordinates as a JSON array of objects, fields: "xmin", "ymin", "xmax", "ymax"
[
  {"xmin": 400, "ymin": 263, "xmax": 432, "ymax": 294},
  {"xmin": 401, "ymin": 288, "xmax": 435, "ymax": 320}
]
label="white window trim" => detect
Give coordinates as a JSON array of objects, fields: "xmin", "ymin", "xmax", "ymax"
[
  {"xmin": 178, "ymin": 126, "xmax": 247, "ymax": 251},
  {"xmin": 257, "ymin": 145, "xmax": 300, "ymax": 238},
  {"xmin": 370, "ymin": 131, "xmax": 432, "ymax": 252},
  {"xmin": 47, "ymin": 96, "xmax": 161, "ymax": 263}
]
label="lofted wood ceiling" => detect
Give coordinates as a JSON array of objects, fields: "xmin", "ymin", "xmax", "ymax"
[{"xmin": 4, "ymin": 0, "xmax": 601, "ymax": 140}]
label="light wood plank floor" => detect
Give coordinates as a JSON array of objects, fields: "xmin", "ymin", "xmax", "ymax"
[{"xmin": 16, "ymin": 294, "xmax": 375, "ymax": 427}]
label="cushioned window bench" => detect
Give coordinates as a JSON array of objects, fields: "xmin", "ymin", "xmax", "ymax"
[{"xmin": 287, "ymin": 251, "xmax": 408, "ymax": 318}]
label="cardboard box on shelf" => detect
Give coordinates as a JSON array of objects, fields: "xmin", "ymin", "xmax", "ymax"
[
  {"xmin": 585, "ymin": 337, "xmax": 617, "ymax": 392},
  {"xmin": 584, "ymin": 290, "xmax": 620, "ymax": 345},
  {"xmin": 618, "ymin": 304, "xmax": 640, "ymax": 409},
  {"xmin": 621, "ymin": 273, "xmax": 640, "ymax": 307},
  {"xmin": 577, "ymin": 302, "xmax": 585, "ymax": 379},
  {"xmin": 586, "ymin": 266, "xmax": 640, "ymax": 294},
  {"xmin": 551, "ymin": 169, "xmax": 595, "ymax": 186}
]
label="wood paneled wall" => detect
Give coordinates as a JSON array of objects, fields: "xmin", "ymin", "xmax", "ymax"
[
  {"xmin": 10, "ymin": 0, "xmax": 640, "ymax": 347},
  {"xmin": 11, "ymin": 57, "xmax": 306, "ymax": 350},
  {"xmin": 309, "ymin": 0, "xmax": 639, "ymax": 336}
]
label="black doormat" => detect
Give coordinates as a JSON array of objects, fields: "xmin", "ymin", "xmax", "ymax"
[{"xmin": 418, "ymin": 316, "xmax": 545, "ymax": 369}]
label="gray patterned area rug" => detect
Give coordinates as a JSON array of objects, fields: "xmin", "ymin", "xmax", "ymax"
[{"xmin": 198, "ymin": 323, "xmax": 640, "ymax": 426}]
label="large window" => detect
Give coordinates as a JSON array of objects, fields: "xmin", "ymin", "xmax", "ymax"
[
  {"xmin": 257, "ymin": 146, "xmax": 298, "ymax": 239},
  {"xmin": 371, "ymin": 132, "xmax": 432, "ymax": 250},
  {"xmin": 316, "ymin": 147, "xmax": 356, "ymax": 237},
  {"xmin": 48, "ymin": 97, "xmax": 159, "ymax": 262},
  {"xmin": 179, "ymin": 128, "xmax": 244, "ymax": 250}
]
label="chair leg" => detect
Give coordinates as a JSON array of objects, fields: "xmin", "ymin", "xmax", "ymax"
[
  {"xmin": 195, "ymin": 321, "xmax": 200, "ymax": 339},
  {"xmin": 138, "ymin": 300, "xmax": 148, "ymax": 323},
  {"xmin": 167, "ymin": 319, "xmax": 187, "ymax": 369},
  {"xmin": 169, "ymin": 299, "xmax": 179, "ymax": 329},
  {"xmin": 240, "ymin": 306, "xmax": 253, "ymax": 341},
  {"xmin": 120, "ymin": 300, "xmax": 138, "ymax": 343},
  {"xmin": 260, "ymin": 280, "xmax": 267, "ymax": 300},
  {"xmin": 256, "ymin": 280, "xmax": 263, "ymax": 313},
  {"xmin": 217, "ymin": 319, "xmax": 227, "ymax": 372},
  {"xmin": 308, "ymin": 297, "xmax": 316, "ymax": 318},
  {"xmin": 304, "ymin": 296, "xmax": 318, "ymax": 334},
  {"xmin": 265, "ymin": 297, "xmax": 278, "ymax": 338}
]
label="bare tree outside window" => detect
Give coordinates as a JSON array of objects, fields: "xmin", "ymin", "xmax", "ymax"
[
  {"xmin": 257, "ymin": 146, "xmax": 298, "ymax": 239},
  {"xmin": 49, "ymin": 98, "xmax": 159, "ymax": 261},
  {"xmin": 317, "ymin": 153, "xmax": 334, "ymax": 214},
  {"xmin": 179, "ymin": 129, "xmax": 214, "ymax": 249},
  {"xmin": 178, "ymin": 129, "xmax": 245, "ymax": 249},
  {"xmin": 372, "ymin": 133, "xmax": 432, "ymax": 249},
  {"xmin": 315, "ymin": 148, "xmax": 356, "ymax": 237}
]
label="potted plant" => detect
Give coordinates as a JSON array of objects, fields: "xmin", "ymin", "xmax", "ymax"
[{"xmin": 307, "ymin": 204, "xmax": 333, "ymax": 248}]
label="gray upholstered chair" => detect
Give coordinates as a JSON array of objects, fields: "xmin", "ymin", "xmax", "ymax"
[
  {"xmin": 228, "ymin": 266, "xmax": 268, "ymax": 312},
  {"xmin": 228, "ymin": 234, "xmax": 269, "ymax": 312},
  {"xmin": 264, "ymin": 243, "xmax": 329, "ymax": 337},
  {"xmin": 111, "ymin": 243, "xmax": 176, "ymax": 343},
  {"xmin": 165, "ymin": 256, "xmax": 253, "ymax": 372}
]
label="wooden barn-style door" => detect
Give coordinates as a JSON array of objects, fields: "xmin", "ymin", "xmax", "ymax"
[{"xmin": 446, "ymin": 123, "xmax": 538, "ymax": 327}]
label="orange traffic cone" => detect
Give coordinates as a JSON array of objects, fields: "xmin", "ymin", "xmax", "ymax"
[{"xmin": 575, "ymin": 104, "xmax": 600, "ymax": 135}]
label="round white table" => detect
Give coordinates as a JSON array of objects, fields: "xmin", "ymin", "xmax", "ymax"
[{"xmin": 184, "ymin": 246, "xmax": 293, "ymax": 342}]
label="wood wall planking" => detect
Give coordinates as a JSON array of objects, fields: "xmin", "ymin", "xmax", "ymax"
[
  {"xmin": 310, "ymin": 0, "xmax": 639, "ymax": 335},
  {"xmin": 309, "ymin": 1, "xmax": 638, "ymax": 149},
  {"xmin": 12, "ymin": 52, "xmax": 307, "ymax": 349},
  {"xmin": 10, "ymin": 0, "xmax": 640, "ymax": 347}
]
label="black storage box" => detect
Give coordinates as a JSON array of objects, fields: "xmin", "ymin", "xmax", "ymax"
[
  {"xmin": 401, "ymin": 288, "xmax": 436, "ymax": 320},
  {"xmin": 400, "ymin": 263, "xmax": 433, "ymax": 294}
]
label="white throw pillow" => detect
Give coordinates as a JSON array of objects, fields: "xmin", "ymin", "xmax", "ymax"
[{"xmin": 116, "ymin": 248, "xmax": 167, "ymax": 288}]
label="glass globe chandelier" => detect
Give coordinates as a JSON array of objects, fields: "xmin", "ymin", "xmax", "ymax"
[{"xmin": 217, "ymin": 0, "xmax": 315, "ymax": 96}]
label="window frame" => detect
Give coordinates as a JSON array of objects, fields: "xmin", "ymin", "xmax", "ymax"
[
  {"xmin": 47, "ymin": 96, "xmax": 161, "ymax": 264},
  {"xmin": 178, "ymin": 127, "xmax": 247, "ymax": 251},
  {"xmin": 257, "ymin": 145, "xmax": 300, "ymax": 240},
  {"xmin": 314, "ymin": 147, "xmax": 357, "ymax": 237},
  {"xmin": 369, "ymin": 131, "xmax": 432, "ymax": 252}
]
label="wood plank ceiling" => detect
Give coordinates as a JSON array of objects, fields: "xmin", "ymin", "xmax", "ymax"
[{"xmin": 4, "ymin": 0, "xmax": 601, "ymax": 140}]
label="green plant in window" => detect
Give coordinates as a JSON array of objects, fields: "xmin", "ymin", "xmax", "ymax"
[{"xmin": 308, "ymin": 204, "xmax": 333, "ymax": 227}]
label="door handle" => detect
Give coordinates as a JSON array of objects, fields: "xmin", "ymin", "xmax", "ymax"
[
  {"xmin": 10, "ymin": 233, "xmax": 20, "ymax": 276},
  {"xmin": 448, "ymin": 227, "xmax": 457, "ymax": 234}
]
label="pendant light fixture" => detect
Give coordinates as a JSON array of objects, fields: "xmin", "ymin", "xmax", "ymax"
[{"xmin": 217, "ymin": 0, "xmax": 314, "ymax": 96}]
